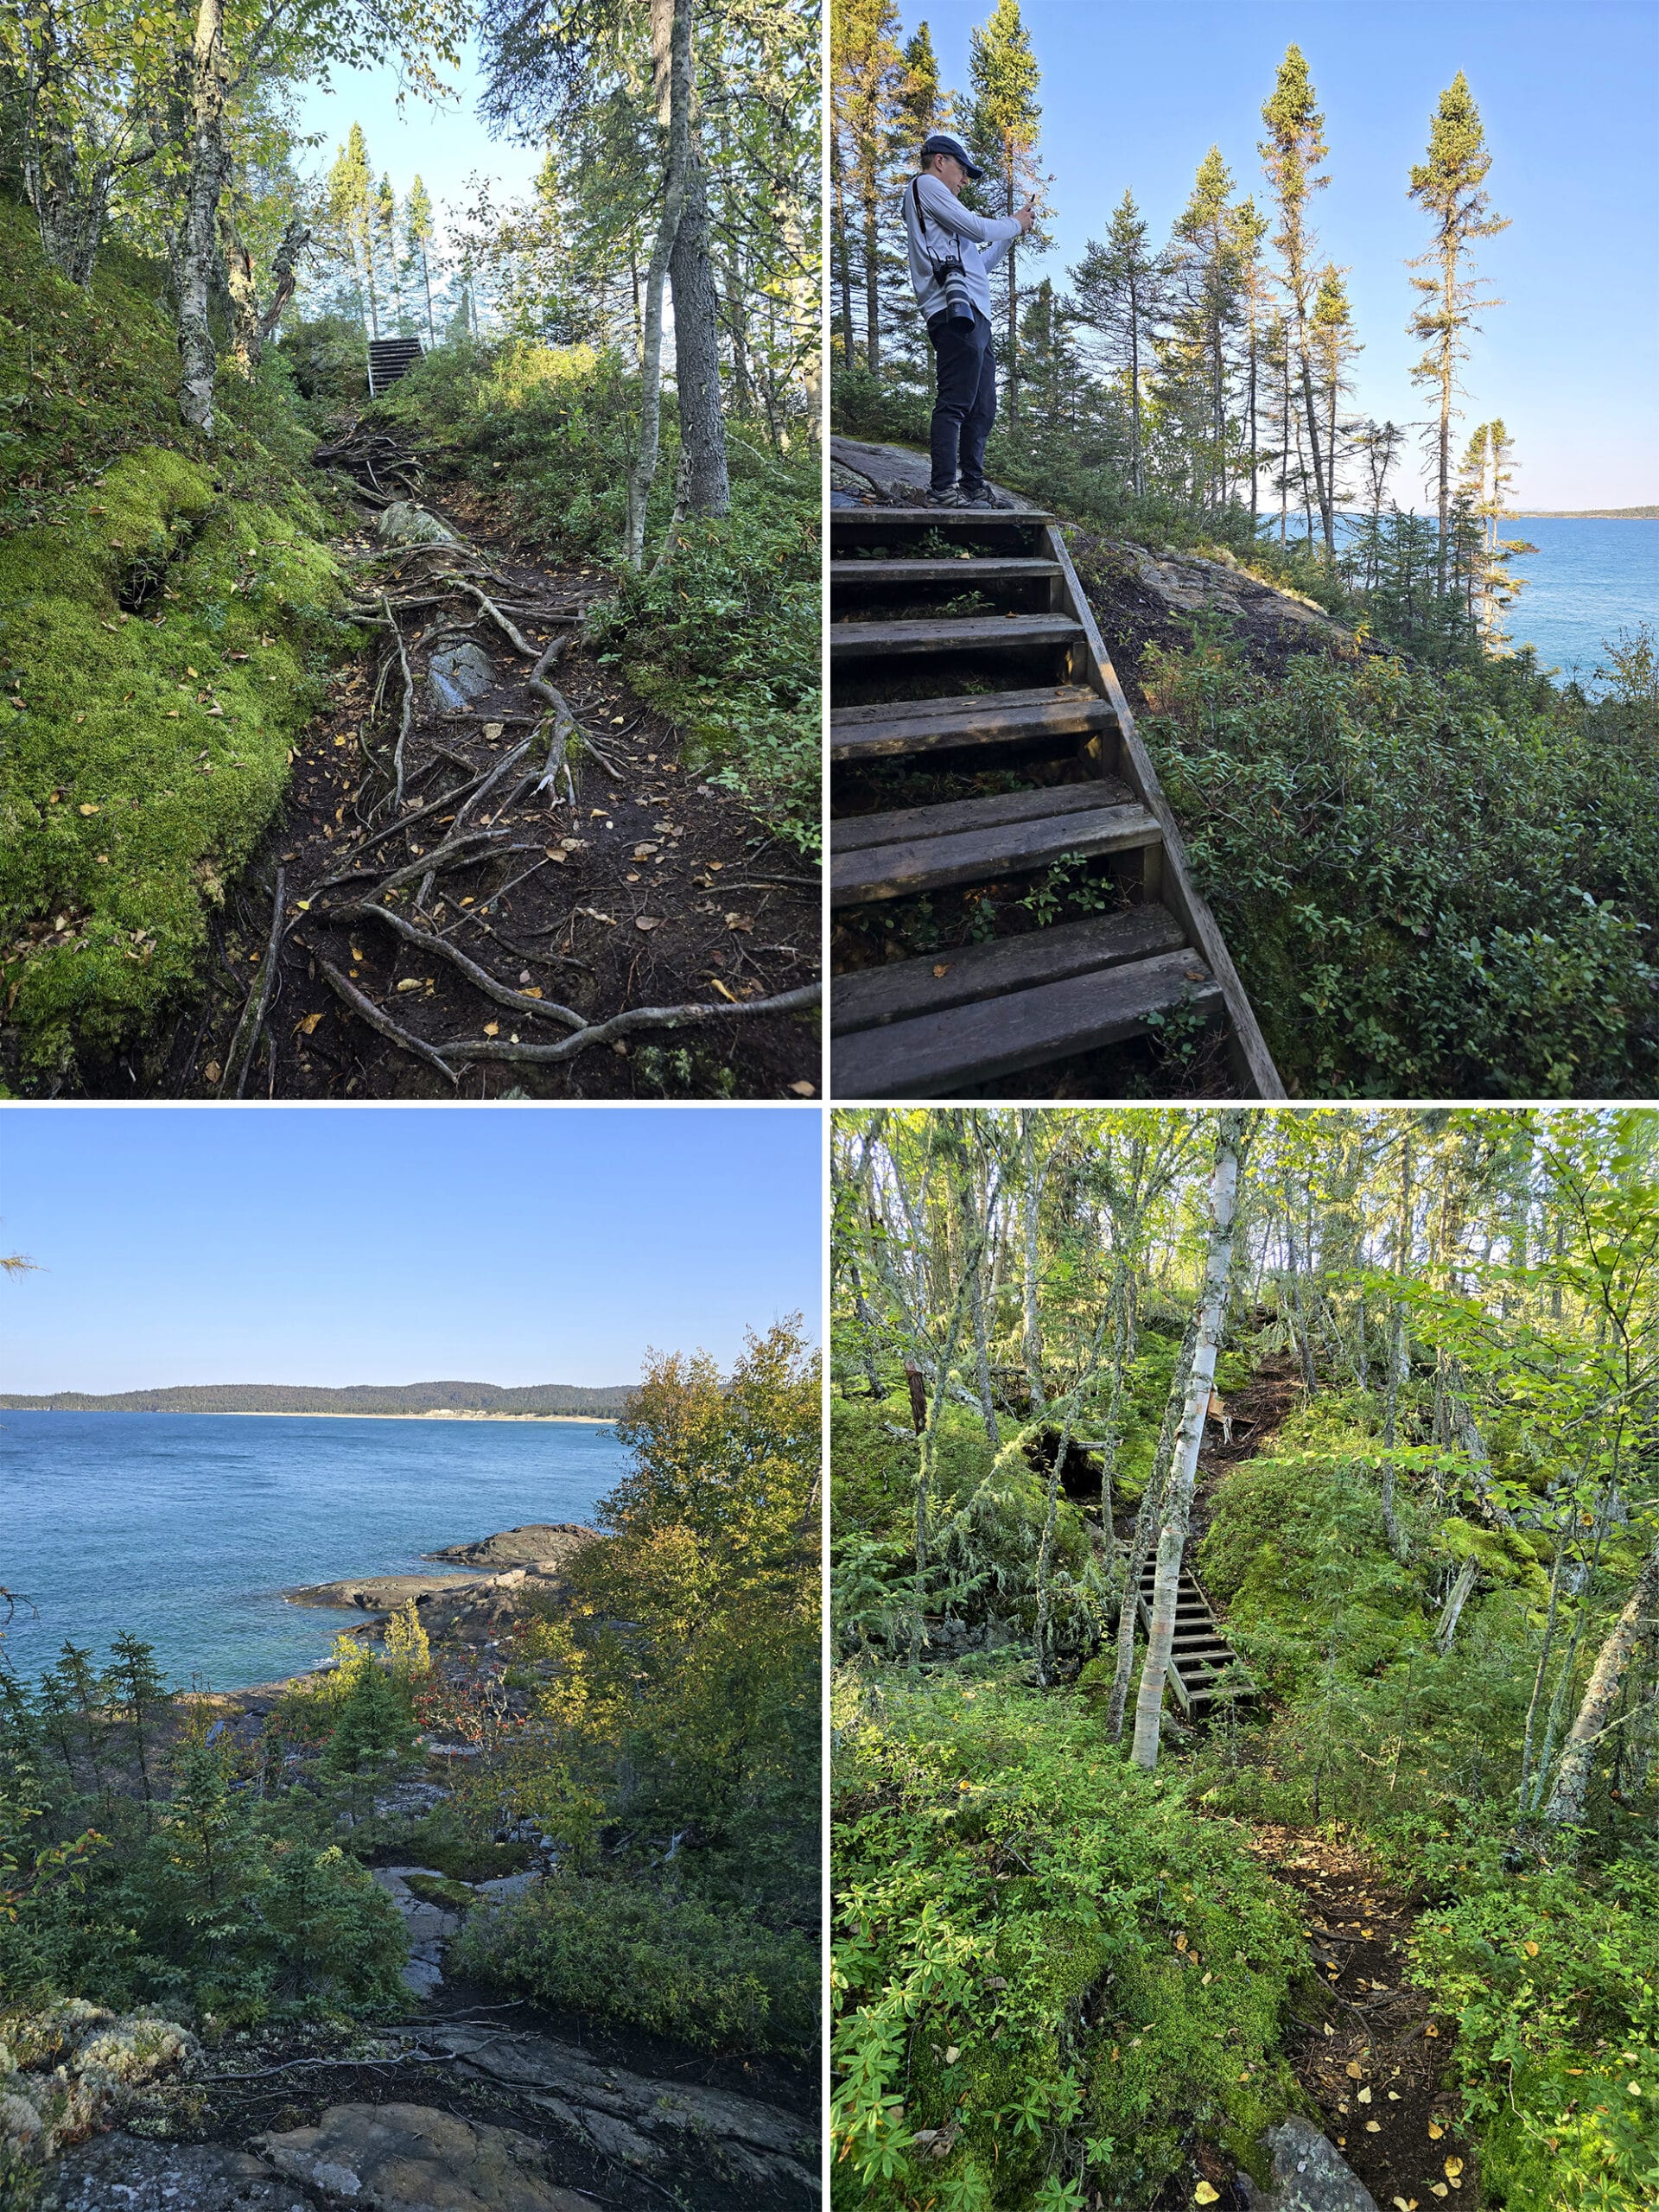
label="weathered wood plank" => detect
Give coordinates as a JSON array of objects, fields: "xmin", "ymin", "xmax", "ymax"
[
  {"xmin": 830, "ymin": 613, "xmax": 1082, "ymax": 660},
  {"xmin": 830, "ymin": 801, "xmax": 1161, "ymax": 908},
  {"xmin": 830, "ymin": 694, "xmax": 1113, "ymax": 762},
  {"xmin": 833, "ymin": 779, "xmax": 1130, "ymax": 855},
  {"xmin": 831, "ymin": 557, "xmax": 1061, "ymax": 588},
  {"xmin": 831, "ymin": 950, "xmax": 1224, "ymax": 1097},
  {"xmin": 831, "ymin": 683, "xmax": 1094, "ymax": 728},
  {"xmin": 831, "ymin": 905, "xmax": 1187, "ymax": 1035}
]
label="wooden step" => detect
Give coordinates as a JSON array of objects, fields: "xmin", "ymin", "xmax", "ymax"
[
  {"xmin": 830, "ymin": 685, "xmax": 1113, "ymax": 763},
  {"xmin": 831, "ymin": 557, "xmax": 1061, "ymax": 589},
  {"xmin": 831, "ymin": 906, "xmax": 1186, "ymax": 1036},
  {"xmin": 831, "ymin": 950, "xmax": 1225, "ymax": 1098},
  {"xmin": 834, "ymin": 779, "xmax": 1132, "ymax": 855},
  {"xmin": 830, "ymin": 798, "xmax": 1162, "ymax": 909},
  {"xmin": 830, "ymin": 613, "xmax": 1082, "ymax": 661},
  {"xmin": 831, "ymin": 504, "xmax": 1052, "ymax": 524}
]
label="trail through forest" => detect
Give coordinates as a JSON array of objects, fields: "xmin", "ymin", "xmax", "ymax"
[{"xmin": 130, "ymin": 439, "xmax": 819, "ymax": 1101}]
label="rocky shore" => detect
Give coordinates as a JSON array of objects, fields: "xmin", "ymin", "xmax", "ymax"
[{"xmin": 4, "ymin": 1523, "xmax": 818, "ymax": 2212}]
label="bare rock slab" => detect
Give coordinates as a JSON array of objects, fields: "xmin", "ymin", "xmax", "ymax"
[
  {"xmin": 425, "ymin": 1526, "xmax": 601, "ymax": 1572},
  {"xmin": 261, "ymin": 2102, "xmax": 591, "ymax": 2211},
  {"xmin": 377, "ymin": 501, "xmax": 459, "ymax": 547},
  {"xmin": 42, "ymin": 2132, "xmax": 303, "ymax": 2210},
  {"xmin": 1237, "ymin": 2119, "xmax": 1379, "ymax": 2212},
  {"xmin": 283, "ymin": 1572, "xmax": 484, "ymax": 1612},
  {"xmin": 437, "ymin": 2024, "xmax": 817, "ymax": 2197},
  {"xmin": 428, "ymin": 643, "xmax": 496, "ymax": 713}
]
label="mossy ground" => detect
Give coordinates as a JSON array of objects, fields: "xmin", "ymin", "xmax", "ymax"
[{"xmin": 0, "ymin": 194, "xmax": 351, "ymax": 1079}]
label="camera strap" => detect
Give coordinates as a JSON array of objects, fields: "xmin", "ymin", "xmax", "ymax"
[{"xmin": 910, "ymin": 177, "xmax": 965, "ymax": 278}]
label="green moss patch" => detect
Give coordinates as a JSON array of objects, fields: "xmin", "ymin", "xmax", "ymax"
[{"xmin": 0, "ymin": 194, "xmax": 351, "ymax": 1073}]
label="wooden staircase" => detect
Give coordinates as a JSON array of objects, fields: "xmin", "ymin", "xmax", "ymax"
[
  {"xmin": 1135, "ymin": 1559, "xmax": 1258, "ymax": 1719},
  {"xmin": 368, "ymin": 336, "xmax": 425, "ymax": 397},
  {"xmin": 830, "ymin": 502, "xmax": 1284, "ymax": 1100}
]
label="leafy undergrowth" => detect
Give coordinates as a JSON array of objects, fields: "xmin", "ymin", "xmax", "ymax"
[
  {"xmin": 830, "ymin": 1666, "xmax": 1306, "ymax": 2210},
  {"xmin": 1396, "ymin": 1831, "xmax": 1659, "ymax": 2212},
  {"xmin": 0, "ymin": 193, "xmax": 349, "ymax": 1080},
  {"xmin": 1136, "ymin": 638, "xmax": 1659, "ymax": 1099},
  {"xmin": 368, "ymin": 339, "xmax": 820, "ymax": 855},
  {"xmin": 454, "ymin": 1872, "xmax": 819, "ymax": 2056}
]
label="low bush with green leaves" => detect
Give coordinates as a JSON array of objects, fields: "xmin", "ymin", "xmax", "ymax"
[
  {"xmin": 832, "ymin": 1668, "xmax": 1305, "ymax": 2211},
  {"xmin": 1402, "ymin": 1829, "xmax": 1659, "ymax": 2211},
  {"xmin": 454, "ymin": 1872, "xmax": 817, "ymax": 2056},
  {"xmin": 1137, "ymin": 638, "xmax": 1659, "ymax": 1097}
]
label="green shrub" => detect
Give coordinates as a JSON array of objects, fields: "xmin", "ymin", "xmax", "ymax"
[
  {"xmin": 454, "ymin": 1872, "xmax": 817, "ymax": 2055},
  {"xmin": 831, "ymin": 1669, "xmax": 1304, "ymax": 2209},
  {"xmin": 1137, "ymin": 642, "xmax": 1659, "ymax": 1096},
  {"xmin": 1405, "ymin": 1838, "xmax": 1659, "ymax": 2210}
]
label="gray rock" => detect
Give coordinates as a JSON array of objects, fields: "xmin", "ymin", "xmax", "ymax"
[
  {"xmin": 425, "ymin": 1526, "xmax": 601, "ymax": 1572},
  {"xmin": 428, "ymin": 643, "xmax": 495, "ymax": 713},
  {"xmin": 376, "ymin": 502, "xmax": 458, "ymax": 547},
  {"xmin": 436, "ymin": 2023, "xmax": 818, "ymax": 2196},
  {"xmin": 829, "ymin": 434, "xmax": 1023, "ymax": 510},
  {"xmin": 42, "ymin": 2133, "xmax": 303, "ymax": 2211},
  {"xmin": 260, "ymin": 2102, "xmax": 590, "ymax": 2210},
  {"xmin": 372, "ymin": 1867, "xmax": 461, "ymax": 1997},
  {"xmin": 474, "ymin": 1871, "xmax": 540, "ymax": 1901},
  {"xmin": 1236, "ymin": 2118, "xmax": 1379, "ymax": 2212},
  {"xmin": 284, "ymin": 1572, "xmax": 484, "ymax": 1611}
]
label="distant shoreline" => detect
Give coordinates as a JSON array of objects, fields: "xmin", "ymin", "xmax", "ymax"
[
  {"xmin": 1509, "ymin": 508, "xmax": 1659, "ymax": 521},
  {"xmin": 0, "ymin": 1407, "xmax": 615, "ymax": 1425}
]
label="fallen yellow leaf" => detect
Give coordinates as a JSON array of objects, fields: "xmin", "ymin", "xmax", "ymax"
[
  {"xmin": 1444, "ymin": 2158, "xmax": 1463, "ymax": 2179},
  {"xmin": 1428, "ymin": 2122, "xmax": 1444, "ymax": 2139},
  {"xmin": 1347, "ymin": 2062, "xmax": 1363, "ymax": 2079},
  {"xmin": 1194, "ymin": 2188, "xmax": 1219, "ymax": 2207},
  {"xmin": 788, "ymin": 1080, "xmax": 816, "ymax": 1096},
  {"xmin": 1523, "ymin": 1941, "xmax": 1539, "ymax": 1957},
  {"xmin": 296, "ymin": 1012, "xmax": 323, "ymax": 1036},
  {"xmin": 483, "ymin": 1021, "xmax": 499, "ymax": 1037}
]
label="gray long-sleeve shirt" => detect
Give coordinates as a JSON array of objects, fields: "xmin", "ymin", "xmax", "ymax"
[{"xmin": 903, "ymin": 171, "xmax": 1022, "ymax": 322}]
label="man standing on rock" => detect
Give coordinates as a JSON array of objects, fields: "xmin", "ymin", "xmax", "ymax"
[{"xmin": 904, "ymin": 130, "xmax": 1033, "ymax": 510}]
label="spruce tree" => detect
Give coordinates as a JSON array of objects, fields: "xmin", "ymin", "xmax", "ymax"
[
  {"xmin": 1171, "ymin": 146, "xmax": 1241, "ymax": 507},
  {"xmin": 375, "ymin": 173, "xmax": 404, "ymax": 331},
  {"xmin": 968, "ymin": 0, "xmax": 1042, "ymax": 421},
  {"xmin": 1310, "ymin": 263, "xmax": 1360, "ymax": 553},
  {"xmin": 1231, "ymin": 196, "xmax": 1270, "ymax": 526},
  {"xmin": 1260, "ymin": 46, "xmax": 1334, "ymax": 557},
  {"xmin": 1070, "ymin": 192, "xmax": 1166, "ymax": 499},
  {"xmin": 106, "ymin": 1630, "xmax": 168, "ymax": 1822},
  {"xmin": 1408, "ymin": 73, "xmax": 1508, "ymax": 594},
  {"xmin": 327, "ymin": 124, "xmax": 378, "ymax": 339},
  {"xmin": 405, "ymin": 175, "xmax": 436, "ymax": 344},
  {"xmin": 831, "ymin": 0, "xmax": 904, "ymax": 375}
]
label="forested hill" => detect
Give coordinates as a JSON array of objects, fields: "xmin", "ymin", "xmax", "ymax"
[{"xmin": 0, "ymin": 1381, "xmax": 631, "ymax": 1416}]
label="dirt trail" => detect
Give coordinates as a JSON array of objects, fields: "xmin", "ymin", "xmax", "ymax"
[
  {"xmin": 1244, "ymin": 1826, "xmax": 1478, "ymax": 2211},
  {"xmin": 114, "ymin": 467, "xmax": 819, "ymax": 1100}
]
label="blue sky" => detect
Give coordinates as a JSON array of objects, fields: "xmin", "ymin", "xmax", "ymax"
[
  {"xmin": 0, "ymin": 1109, "xmax": 821, "ymax": 1394},
  {"xmin": 289, "ymin": 32, "xmax": 544, "ymax": 235},
  {"xmin": 909, "ymin": 0, "xmax": 1657, "ymax": 508}
]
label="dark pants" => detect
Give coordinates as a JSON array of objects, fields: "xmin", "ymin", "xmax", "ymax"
[{"xmin": 928, "ymin": 307, "xmax": 997, "ymax": 493}]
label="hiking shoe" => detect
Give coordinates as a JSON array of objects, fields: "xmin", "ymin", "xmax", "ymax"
[
  {"xmin": 925, "ymin": 486, "xmax": 967, "ymax": 507},
  {"xmin": 960, "ymin": 485, "xmax": 1017, "ymax": 510}
]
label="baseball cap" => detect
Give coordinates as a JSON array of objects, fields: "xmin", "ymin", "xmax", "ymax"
[{"xmin": 920, "ymin": 130, "xmax": 985, "ymax": 181}]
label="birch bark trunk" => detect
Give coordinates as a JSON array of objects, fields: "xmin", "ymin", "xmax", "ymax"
[
  {"xmin": 1131, "ymin": 1112, "xmax": 1245, "ymax": 1770},
  {"xmin": 1542, "ymin": 1528, "xmax": 1659, "ymax": 1836},
  {"xmin": 174, "ymin": 0, "xmax": 232, "ymax": 432},
  {"xmin": 626, "ymin": 0, "xmax": 693, "ymax": 567}
]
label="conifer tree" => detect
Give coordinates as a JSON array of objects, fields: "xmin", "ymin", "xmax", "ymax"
[
  {"xmin": 831, "ymin": 0, "xmax": 904, "ymax": 375},
  {"xmin": 327, "ymin": 124, "xmax": 376, "ymax": 336},
  {"xmin": 1171, "ymin": 146, "xmax": 1241, "ymax": 507},
  {"xmin": 106, "ymin": 1630, "xmax": 168, "ymax": 1821},
  {"xmin": 968, "ymin": 0, "xmax": 1042, "ymax": 421},
  {"xmin": 405, "ymin": 173, "xmax": 436, "ymax": 343},
  {"xmin": 1408, "ymin": 72, "xmax": 1508, "ymax": 593},
  {"xmin": 375, "ymin": 171, "xmax": 404, "ymax": 330},
  {"xmin": 1231, "ymin": 195, "xmax": 1270, "ymax": 525},
  {"xmin": 1260, "ymin": 46, "xmax": 1334, "ymax": 557},
  {"xmin": 1070, "ymin": 191, "xmax": 1165, "ymax": 498},
  {"xmin": 1309, "ymin": 263, "xmax": 1360, "ymax": 555}
]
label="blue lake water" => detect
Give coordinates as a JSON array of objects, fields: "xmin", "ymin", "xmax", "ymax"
[
  {"xmin": 1276, "ymin": 516, "xmax": 1658, "ymax": 692},
  {"xmin": 0, "ymin": 1411, "xmax": 627, "ymax": 1692},
  {"xmin": 1503, "ymin": 518, "xmax": 1659, "ymax": 686}
]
